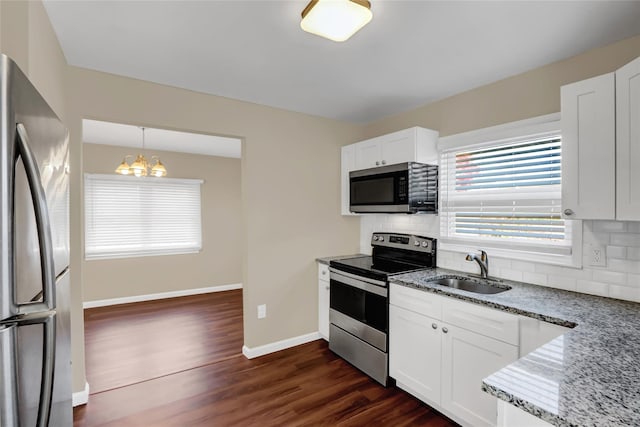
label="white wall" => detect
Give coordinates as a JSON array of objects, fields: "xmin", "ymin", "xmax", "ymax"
[{"xmin": 361, "ymin": 215, "xmax": 640, "ymax": 302}]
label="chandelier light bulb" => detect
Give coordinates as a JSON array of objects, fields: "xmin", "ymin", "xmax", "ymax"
[{"xmin": 114, "ymin": 128, "xmax": 167, "ymax": 177}]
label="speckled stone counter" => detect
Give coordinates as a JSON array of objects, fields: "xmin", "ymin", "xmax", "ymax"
[
  {"xmin": 316, "ymin": 254, "xmax": 367, "ymax": 265},
  {"xmin": 390, "ymin": 267, "xmax": 640, "ymax": 427}
]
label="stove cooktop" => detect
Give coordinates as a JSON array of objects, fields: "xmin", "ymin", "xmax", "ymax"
[
  {"xmin": 330, "ymin": 255, "xmax": 429, "ymax": 282},
  {"xmin": 330, "ymin": 233, "xmax": 437, "ymax": 282}
]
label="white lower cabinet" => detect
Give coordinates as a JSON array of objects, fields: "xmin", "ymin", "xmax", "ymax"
[
  {"xmin": 389, "ymin": 284, "xmax": 519, "ymax": 427},
  {"xmin": 318, "ymin": 263, "xmax": 330, "ymax": 340},
  {"xmin": 441, "ymin": 324, "xmax": 518, "ymax": 427},
  {"xmin": 497, "ymin": 400, "xmax": 553, "ymax": 427},
  {"xmin": 389, "ymin": 305, "xmax": 441, "ymax": 406}
]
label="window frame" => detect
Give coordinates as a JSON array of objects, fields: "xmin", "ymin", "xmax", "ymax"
[
  {"xmin": 437, "ymin": 113, "xmax": 582, "ymax": 268},
  {"xmin": 84, "ymin": 173, "xmax": 204, "ymax": 260}
]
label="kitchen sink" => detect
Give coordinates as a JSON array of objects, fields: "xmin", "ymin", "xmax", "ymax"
[{"xmin": 429, "ymin": 276, "xmax": 511, "ymax": 295}]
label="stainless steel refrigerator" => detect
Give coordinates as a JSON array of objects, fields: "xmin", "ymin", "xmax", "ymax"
[{"xmin": 0, "ymin": 54, "xmax": 72, "ymax": 426}]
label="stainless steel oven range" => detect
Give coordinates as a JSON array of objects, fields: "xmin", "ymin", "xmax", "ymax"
[{"xmin": 328, "ymin": 233, "xmax": 437, "ymax": 386}]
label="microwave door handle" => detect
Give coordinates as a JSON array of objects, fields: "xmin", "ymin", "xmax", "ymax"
[
  {"xmin": 14, "ymin": 124, "xmax": 56, "ymax": 314},
  {"xmin": 0, "ymin": 312, "xmax": 56, "ymax": 427}
]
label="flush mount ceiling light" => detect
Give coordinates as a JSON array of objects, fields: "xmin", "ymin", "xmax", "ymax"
[
  {"xmin": 115, "ymin": 127, "xmax": 168, "ymax": 177},
  {"xmin": 300, "ymin": 0, "xmax": 373, "ymax": 42}
]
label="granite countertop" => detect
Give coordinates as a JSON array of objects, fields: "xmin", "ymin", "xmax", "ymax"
[
  {"xmin": 316, "ymin": 254, "xmax": 367, "ymax": 265},
  {"xmin": 390, "ymin": 267, "xmax": 640, "ymax": 427}
]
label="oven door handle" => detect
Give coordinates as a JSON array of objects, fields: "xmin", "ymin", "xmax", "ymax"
[
  {"xmin": 329, "ymin": 271, "xmax": 388, "ymax": 298},
  {"xmin": 328, "ymin": 268, "xmax": 387, "ymax": 288}
]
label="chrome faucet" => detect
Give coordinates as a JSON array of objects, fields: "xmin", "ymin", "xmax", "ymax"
[{"xmin": 466, "ymin": 250, "xmax": 489, "ymax": 279}]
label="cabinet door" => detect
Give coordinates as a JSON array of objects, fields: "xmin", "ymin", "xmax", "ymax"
[
  {"xmin": 379, "ymin": 129, "xmax": 416, "ymax": 166},
  {"xmin": 354, "ymin": 139, "xmax": 381, "ymax": 170},
  {"xmin": 389, "ymin": 305, "xmax": 441, "ymax": 406},
  {"xmin": 561, "ymin": 73, "xmax": 615, "ymax": 219},
  {"xmin": 318, "ymin": 264, "xmax": 330, "ymax": 340},
  {"xmin": 341, "ymin": 145, "xmax": 357, "ymax": 215},
  {"xmin": 616, "ymin": 56, "xmax": 640, "ymax": 220},
  {"xmin": 498, "ymin": 400, "xmax": 554, "ymax": 427},
  {"xmin": 441, "ymin": 324, "xmax": 518, "ymax": 427}
]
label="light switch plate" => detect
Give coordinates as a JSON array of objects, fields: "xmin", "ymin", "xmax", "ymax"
[{"xmin": 257, "ymin": 304, "xmax": 267, "ymax": 319}]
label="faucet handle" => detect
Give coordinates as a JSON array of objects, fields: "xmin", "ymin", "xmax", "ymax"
[{"xmin": 479, "ymin": 250, "xmax": 488, "ymax": 262}]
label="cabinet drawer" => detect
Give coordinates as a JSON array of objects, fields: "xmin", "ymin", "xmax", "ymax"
[
  {"xmin": 443, "ymin": 298, "xmax": 519, "ymax": 345},
  {"xmin": 390, "ymin": 284, "xmax": 444, "ymax": 320},
  {"xmin": 318, "ymin": 263, "xmax": 329, "ymax": 281}
]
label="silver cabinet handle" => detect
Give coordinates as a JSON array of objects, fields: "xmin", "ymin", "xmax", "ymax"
[
  {"xmin": 381, "ymin": 160, "xmax": 386, "ymax": 165},
  {"xmin": 375, "ymin": 161, "xmax": 380, "ymax": 166},
  {"xmin": 15, "ymin": 124, "xmax": 56, "ymax": 314},
  {"xmin": 442, "ymin": 327, "xmax": 449, "ymax": 334},
  {"xmin": 325, "ymin": 285, "xmax": 330, "ymax": 290},
  {"xmin": 0, "ymin": 311, "xmax": 56, "ymax": 427},
  {"xmin": 431, "ymin": 323, "xmax": 437, "ymax": 330},
  {"xmin": 321, "ymin": 270, "xmax": 326, "ymax": 275},
  {"xmin": 564, "ymin": 209, "xmax": 574, "ymax": 216}
]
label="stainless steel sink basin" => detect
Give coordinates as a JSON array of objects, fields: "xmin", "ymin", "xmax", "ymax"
[{"xmin": 429, "ymin": 277, "xmax": 511, "ymax": 295}]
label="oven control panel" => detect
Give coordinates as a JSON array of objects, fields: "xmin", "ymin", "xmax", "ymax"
[{"xmin": 371, "ymin": 233, "xmax": 435, "ymax": 253}]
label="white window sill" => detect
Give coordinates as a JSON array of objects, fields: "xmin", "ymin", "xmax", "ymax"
[
  {"xmin": 439, "ymin": 241, "xmax": 582, "ymax": 269},
  {"xmin": 85, "ymin": 248, "xmax": 202, "ymax": 261}
]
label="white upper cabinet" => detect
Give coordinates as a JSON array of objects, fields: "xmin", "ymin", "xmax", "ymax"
[
  {"xmin": 353, "ymin": 127, "xmax": 439, "ymax": 170},
  {"xmin": 561, "ymin": 73, "xmax": 616, "ymax": 220},
  {"xmin": 561, "ymin": 55, "xmax": 640, "ymax": 220},
  {"xmin": 341, "ymin": 127, "xmax": 439, "ymax": 215},
  {"xmin": 616, "ymin": 56, "xmax": 640, "ymax": 220}
]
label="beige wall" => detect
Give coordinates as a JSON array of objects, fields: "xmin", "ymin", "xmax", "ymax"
[
  {"xmin": 82, "ymin": 144, "xmax": 242, "ymax": 301},
  {"xmin": 365, "ymin": 34, "xmax": 640, "ymax": 138}
]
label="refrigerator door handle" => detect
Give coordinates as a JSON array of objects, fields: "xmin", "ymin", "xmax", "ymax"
[
  {"xmin": 0, "ymin": 312, "xmax": 56, "ymax": 427},
  {"xmin": 14, "ymin": 123, "xmax": 56, "ymax": 314}
]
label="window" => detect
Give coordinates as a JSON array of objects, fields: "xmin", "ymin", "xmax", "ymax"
[
  {"xmin": 84, "ymin": 174, "xmax": 203, "ymax": 259},
  {"xmin": 439, "ymin": 115, "xmax": 581, "ymax": 266}
]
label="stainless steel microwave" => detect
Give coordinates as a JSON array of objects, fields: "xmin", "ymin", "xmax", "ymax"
[{"xmin": 349, "ymin": 162, "xmax": 438, "ymax": 214}]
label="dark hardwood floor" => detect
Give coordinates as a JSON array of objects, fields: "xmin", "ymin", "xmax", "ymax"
[
  {"xmin": 74, "ymin": 290, "xmax": 458, "ymax": 426},
  {"xmin": 82, "ymin": 290, "xmax": 244, "ymax": 394}
]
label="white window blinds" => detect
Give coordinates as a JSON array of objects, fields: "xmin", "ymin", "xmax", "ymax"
[
  {"xmin": 440, "ymin": 135, "xmax": 573, "ymax": 255},
  {"xmin": 84, "ymin": 174, "xmax": 203, "ymax": 259}
]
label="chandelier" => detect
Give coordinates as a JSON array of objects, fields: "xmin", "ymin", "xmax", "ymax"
[{"xmin": 115, "ymin": 127, "xmax": 167, "ymax": 177}]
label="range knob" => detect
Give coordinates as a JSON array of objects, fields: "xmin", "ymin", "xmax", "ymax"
[
  {"xmin": 414, "ymin": 241, "xmax": 420, "ymax": 246},
  {"xmin": 379, "ymin": 236, "xmax": 384, "ymax": 242},
  {"xmin": 422, "ymin": 241, "xmax": 429, "ymax": 248},
  {"xmin": 373, "ymin": 236, "xmax": 379, "ymax": 241}
]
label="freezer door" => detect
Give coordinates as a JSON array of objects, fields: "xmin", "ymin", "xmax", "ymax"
[{"xmin": 0, "ymin": 309, "xmax": 59, "ymax": 427}]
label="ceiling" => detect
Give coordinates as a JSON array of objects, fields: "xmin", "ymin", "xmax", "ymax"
[
  {"xmin": 44, "ymin": 1, "xmax": 640, "ymax": 123},
  {"xmin": 83, "ymin": 120, "xmax": 242, "ymax": 158}
]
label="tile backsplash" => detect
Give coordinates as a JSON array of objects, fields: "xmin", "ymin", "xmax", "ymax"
[{"xmin": 360, "ymin": 215, "xmax": 640, "ymax": 303}]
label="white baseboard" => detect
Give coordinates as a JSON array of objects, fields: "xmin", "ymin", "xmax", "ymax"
[
  {"xmin": 83, "ymin": 283, "xmax": 242, "ymax": 309},
  {"xmin": 72, "ymin": 382, "xmax": 90, "ymax": 407},
  {"xmin": 242, "ymin": 332, "xmax": 321, "ymax": 359}
]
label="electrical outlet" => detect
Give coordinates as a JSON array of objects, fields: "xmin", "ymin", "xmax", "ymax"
[
  {"xmin": 257, "ymin": 304, "xmax": 267, "ymax": 319},
  {"xmin": 589, "ymin": 244, "xmax": 606, "ymax": 267}
]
